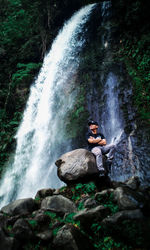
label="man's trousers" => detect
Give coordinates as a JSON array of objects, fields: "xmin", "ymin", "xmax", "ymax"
[{"xmin": 91, "ymin": 144, "xmax": 115, "ymax": 171}]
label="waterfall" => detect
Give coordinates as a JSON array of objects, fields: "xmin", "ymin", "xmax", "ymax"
[
  {"xmin": 0, "ymin": 3, "xmax": 96, "ymax": 207},
  {"xmin": 101, "ymin": 72, "xmax": 124, "ymax": 144},
  {"xmin": 99, "ymin": 2, "xmax": 124, "ymax": 144}
]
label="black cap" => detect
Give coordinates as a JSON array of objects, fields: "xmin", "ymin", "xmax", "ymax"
[{"xmin": 88, "ymin": 120, "xmax": 98, "ymax": 126}]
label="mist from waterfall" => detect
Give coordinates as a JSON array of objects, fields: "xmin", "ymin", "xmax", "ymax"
[{"xmin": 0, "ymin": 4, "xmax": 96, "ymax": 208}]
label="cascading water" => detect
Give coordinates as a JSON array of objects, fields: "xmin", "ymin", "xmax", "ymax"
[
  {"xmin": 0, "ymin": 3, "xmax": 96, "ymax": 207},
  {"xmin": 101, "ymin": 72, "xmax": 124, "ymax": 144},
  {"xmin": 99, "ymin": 2, "xmax": 124, "ymax": 144}
]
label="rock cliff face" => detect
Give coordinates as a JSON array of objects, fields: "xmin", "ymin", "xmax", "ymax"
[
  {"xmin": 0, "ymin": 175, "xmax": 150, "ymax": 249},
  {"xmin": 65, "ymin": 2, "xmax": 150, "ymax": 186}
]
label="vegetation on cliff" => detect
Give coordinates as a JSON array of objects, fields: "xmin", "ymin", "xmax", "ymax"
[{"xmin": 112, "ymin": 0, "xmax": 150, "ymax": 122}]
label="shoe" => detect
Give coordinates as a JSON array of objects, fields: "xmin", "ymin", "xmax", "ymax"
[{"xmin": 107, "ymin": 156, "xmax": 114, "ymax": 162}]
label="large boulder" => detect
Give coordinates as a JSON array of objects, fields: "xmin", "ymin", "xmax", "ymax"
[
  {"xmin": 36, "ymin": 230, "xmax": 53, "ymax": 241},
  {"xmin": 1, "ymin": 198, "xmax": 37, "ymax": 216},
  {"xmin": 12, "ymin": 218, "xmax": 33, "ymax": 241},
  {"xmin": 102, "ymin": 209, "xmax": 144, "ymax": 226},
  {"xmin": 0, "ymin": 227, "xmax": 16, "ymax": 250},
  {"xmin": 55, "ymin": 148, "xmax": 98, "ymax": 184},
  {"xmin": 73, "ymin": 205, "xmax": 110, "ymax": 226},
  {"xmin": 53, "ymin": 224, "xmax": 94, "ymax": 250},
  {"xmin": 114, "ymin": 187, "xmax": 145, "ymax": 210},
  {"xmin": 41, "ymin": 195, "xmax": 77, "ymax": 215},
  {"xmin": 35, "ymin": 188, "xmax": 54, "ymax": 199}
]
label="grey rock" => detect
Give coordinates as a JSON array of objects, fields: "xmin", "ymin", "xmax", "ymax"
[
  {"xmin": 31, "ymin": 209, "xmax": 51, "ymax": 230},
  {"xmin": 125, "ymin": 176, "xmax": 140, "ymax": 190},
  {"xmin": 55, "ymin": 148, "xmax": 98, "ymax": 184},
  {"xmin": 12, "ymin": 218, "xmax": 33, "ymax": 241},
  {"xmin": 102, "ymin": 209, "xmax": 144, "ymax": 225},
  {"xmin": 0, "ymin": 227, "xmax": 16, "ymax": 250},
  {"xmin": 53, "ymin": 188, "xmax": 61, "ymax": 195},
  {"xmin": 35, "ymin": 188, "xmax": 54, "ymax": 199},
  {"xmin": 6, "ymin": 215, "xmax": 21, "ymax": 227},
  {"xmin": 36, "ymin": 230, "xmax": 53, "ymax": 241},
  {"xmin": 1, "ymin": 198, "xmax": 37, "ymax": 216},
  {"xmin": 53, "ymin": 224, "xmax": 93, "ymax": 250},
  {"xmin": 0, "ymin": 213, "xmax": 7, "ymax": 228},
  {"xmin": 32, "ymin": 209, "xmax": 51, "ymax": 223},
  {"xmin": 73, "ymin": 205, "xmax": 110, "ymax": 225},
  {"xmin": 84, "ymin": 198, "xmax": 98, "ymax": 209},
  {"xmin": 41, "ymin": 195, "xmax": 77, "ymax": 215},
  {"xmin": 95, "ymin": 189, "xmax": 114, "ymax": 201},
  {"xmin": 114, "ymin": 187, "xmax": 145, "ymax": 210},
  {"xmin": 53, "ymin": 225, "xmax": 77, "ymax": 250}
]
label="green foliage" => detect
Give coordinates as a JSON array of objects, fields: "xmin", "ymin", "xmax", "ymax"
[
  {"xmin": 11, "ymin": 63, "xmax": 41, "ymax": 88},
  {"xmin": 0, "ymin": 110, "xmax": 22, "ymax": 176},
  {"xmin": 90, "ymin": 222, "xmax": 132, "ymax": 249},
  {"xmin": 64, "ymin": 212, "xmax": 76, "ymax": 223},
  {"xmin": 96, "ymin": 192, "xmax": 119, "ymax": 214},
  {"xmin": 119, "ymin": 37, "xmax": 150, "ymax": 122},
  {"xmin": 66, "ymin": 85, "xmax": 89, "ymax": 141},
  {"xmin": 44, "ymin": 211, "xmax": 57, "ymax": 219},
  {"xmin": 28, "ymin": 219, "xmax": 38, "ymax": 228},
  {"xmin": 77, "ymin": 201, "xmax": 84, "ymax": 210},
  {"xmin": 113, "ymin": 0, "xmax": 150, "ymax": 124},
  {"xmin": 43, "ymin": 210, "xmax": 80, "ymax": 237},
  {"xmin": 71, "ymin": 182, "xmax": 96, "ymax": 202}
]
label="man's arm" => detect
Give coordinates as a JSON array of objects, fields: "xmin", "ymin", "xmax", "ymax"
[
  {"xmin": 88, "ymin": 136, "xmax": 107, "ymax": 145},
  {"xmin": 88, "ymin": 136, "xmax": 102, "ymax": 144},
  {"xmin": 98, "ymin": 139, "xmax": 107, "ymax": 145}
]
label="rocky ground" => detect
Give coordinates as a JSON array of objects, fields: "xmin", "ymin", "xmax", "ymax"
[{"xmin": 0, "ymin": 149, "xmax": 150, "ymax": 249}]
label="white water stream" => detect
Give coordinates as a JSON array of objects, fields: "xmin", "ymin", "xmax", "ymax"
[
  {"xmin": 101, "ymin": 72, "xmax": 124, "ymax": 144},
  {"xmin": 0, "ymin": 4, "xmax": 96, "ymax": 207}
]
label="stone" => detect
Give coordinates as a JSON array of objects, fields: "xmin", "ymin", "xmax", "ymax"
[
  {"xmin": 114, "ymin": 186, "xmax": 145, "ymax": 210},
  {"xmin": 53, "ymin": 189, "xmax": 61, "ymax": 195},
  {"xmin": 55, "ymin": 148, "xmax": 98, "ymax": 184},
  {"xmin": 31, "ymin": 209, "xmax": 51, "ymax": 230},
  {"xmin": 125, "ymin": 176, "xmax": 140, "ymax": 190},
  {"xmin": 36, "ymin": 230, "xmax": 53, "ymax": 241},
  {"xmin": 6, "ymin": 215, "xmax": 21, "ymax": 227},
  {"xmin": 95, "ymin": 189, "xmax": 114, "ymax": 201},
  {"xmin": 41, "ymin": 195, "xmax": 77, "ymax": 215},
  {"xmin": 0, "ymin": 213, "xmax": 7, "ymax": 228},
  {"xmin": 12, "ymin": 218, "xmax": 33, "ymax": 241},
  {"xmin": 73, "ymin": 205, "xmax": 110, "ymax": 226},
  {"xmin": 102, "ymin": 209, "xmax": 149, "ymax": 248},
  {"xmin": 53, "ymin": 224, "xmax": 94, "ymax": 250},
  {"xmin": 84, "ymin": 198, "xmax": 98, "ymax": 209},
  {"xmin": 35, "ymin": 188, "xmax": 54, "ymax": 199},
  {"xmin": 102, "ymin": 209, "xmax": 144, "ymax": 226},
  {"xmin": 0, "ymin": 227, "xmax": 16, "ymax": 250},
  {"xmin": 1, "ymin": 198, "xmax": 37, "ymax": 216}
]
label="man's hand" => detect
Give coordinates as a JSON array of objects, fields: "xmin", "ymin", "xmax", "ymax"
[
  {"xmin": 98, "ymin": 139, "xmax": 106, "ymax": 146},
  {"xmin": 88, "ymin": 136, "xmax": 102, "ymax": 144}
]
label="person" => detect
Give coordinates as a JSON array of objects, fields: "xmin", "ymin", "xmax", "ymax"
[{"xmin": 86, "ymin": 120, "xmax": 115, "ymax": 176}]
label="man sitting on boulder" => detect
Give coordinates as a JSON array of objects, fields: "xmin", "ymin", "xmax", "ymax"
[{"xmin": 86, "ymin": 120, "xmax": 115, "ymax": 176}]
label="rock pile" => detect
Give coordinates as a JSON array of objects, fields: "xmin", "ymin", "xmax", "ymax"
[{"xmin": 0, "ymin": 176, "xmax": 150, "ymax": 249}]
